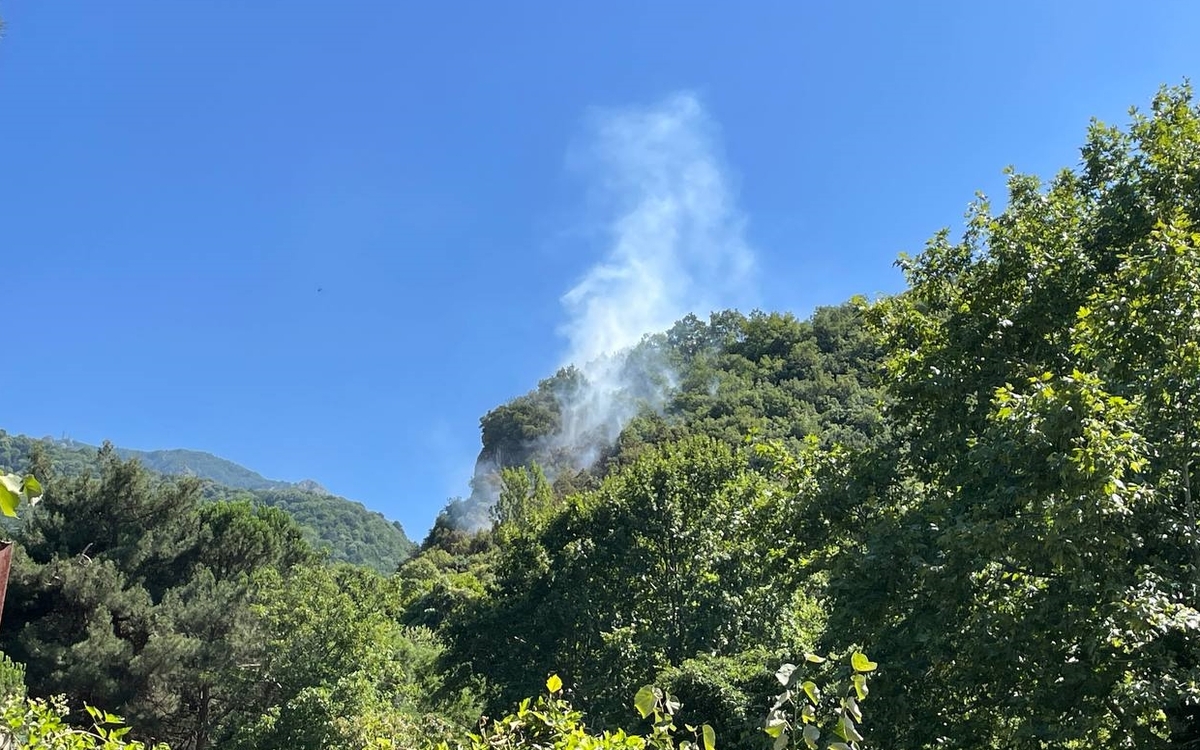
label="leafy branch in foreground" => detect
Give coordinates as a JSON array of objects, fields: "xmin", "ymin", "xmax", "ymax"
[
  {"xmin": 765, "ymin": 651, "xmax": 877, "ymax": 750},
  {"xmin": 0, "ymin": 696, "xmax": 169, "ymax": 749},
  {"xmin": 432, "ymin": 675, "xmax": 716, "ymax": 750},
  {"xmin": 633, "ymin": 682, "xmax": 717, "ymax": 750},
  {"xmin": 426, "ymin": 654, "xmax": 879, "ymax": 750}
]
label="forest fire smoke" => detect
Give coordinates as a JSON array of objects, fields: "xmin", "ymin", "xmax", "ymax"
[
  {"xmin": 448, "ymin": 92, "xmax": 756, "ymax": 531},
  {"xmin": 548, "ymin": 91, "xmax": 755, "ymax": 469}
]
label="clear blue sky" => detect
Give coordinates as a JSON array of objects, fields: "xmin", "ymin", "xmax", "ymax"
[{"xmin": 2, "ymin": 2, "xmax": 1197, "ymax": 539}]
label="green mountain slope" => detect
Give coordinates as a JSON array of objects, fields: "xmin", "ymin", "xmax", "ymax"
[
  {"xmin": 0, "ymin": 431, "xmax": 415, "ymax": 572},
  {"xmin": 114, "ymin": 446, "xmax": 294, "ymax": 490},
  {"xmin": 430, "ymin": 302, "xmax": 886, "ymax": 537}
]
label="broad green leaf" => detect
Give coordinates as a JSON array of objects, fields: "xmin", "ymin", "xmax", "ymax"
[
  {"xmin": 702, "ymin": 723, "xmax": 716, "ymax": 750},
  {"xmin": 804, "ymin": 653, "xmax": 826, "ymax": 664},
  {"xmin": 546, "ymin": 674, "xmax": 563, "ymax": 693},
  {"xmin": 764, "ymin": 718, "xmax": 786, "ymax": 738},
  {"xmin": 0, "ymin": 483, "xmax": 17, "ymax": 518},
  {"xmin": 834, "ymin": 717, "xmax": 848, "ymax": 741},
  {"xmin": 665, "ymin": 694, "xmax": 682, "ymax": 714},
  {"xmin": 802, "ymin": 680, "xmax": 820, "ymax": 705},
  {"xmin": 840, "ymin": 716, "xmax": 864, "ymax": 743},
  {"xmin": 634, "ymin": 685, "xmax": 657, "ymax": 719},
  {"xmin": 803, "ymin": 723, "xmax": 820, "ymax": 748},
  {"xmin": 772, "ymin": 731, "xmax": 789, "ymax": 750},
  {"xmin": 22, "ymin": 475, "xmax": 42, "ymax": 502},
  {"xmin": 851, "ymin": 651, "xmax": 877, "ymax": 673},
  {"xmin": 852, "ymin": 673, "xmax": 869, "ymax": 700}
]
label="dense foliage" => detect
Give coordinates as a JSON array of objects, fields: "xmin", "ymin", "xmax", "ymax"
[
  {"xmin": 0, "ymin": 446, "xmax": 461, "ymax": 749},
  {"xmin": 816, "ymin": 85, "xmax": 1200, "ymax": 747}
]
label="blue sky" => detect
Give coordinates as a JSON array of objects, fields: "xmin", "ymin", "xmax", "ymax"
[{"xmin": 2, "ymin": 2, "xmax": 1197, "ymax": 539}]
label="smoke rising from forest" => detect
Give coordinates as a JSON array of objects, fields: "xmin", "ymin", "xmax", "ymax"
[
  {"xmin": 448, "ymin": 92, "xmax": 756, "ymax": 531},
  {"xmin": 549, "ymin": 91, "xmax": 755, "ymax": 466},
  {"xmin": 560, "ymin": 91, "xmax": 754, "ymax": 367}
]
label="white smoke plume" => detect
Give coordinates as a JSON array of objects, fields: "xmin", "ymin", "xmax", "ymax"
[
  {"xmin": 446, "ymin": 92, "xmax": 756, "ymax": 532},
  {"xmin": 561, "ymin": 92, "xmax": 754, "ymax": 365},
  {"xmin": 549, "ymin": 91, "xmax": 756, "ymax": 467}
]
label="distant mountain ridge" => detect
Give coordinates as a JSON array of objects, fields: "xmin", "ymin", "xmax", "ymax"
[
  {"xmin": 0, "ymin": 432, "xmax": 414, "ymax": 572},
  {"xmin": 112, "ymin": 446, "xmax": 327, "ymax": 494}
]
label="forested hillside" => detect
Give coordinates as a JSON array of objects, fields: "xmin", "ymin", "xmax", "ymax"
[
  {"xmin": 430, "ymin": 302, "xmax": 886, "ymax": 538},
  {"xmin": 0, "ymin": 432, "xmax": 416, "ymax": 573},
  {"xmin": 4, "ymin": 86, "xmax": 1200, "ymax": 749},
  {"xmin": 112, "ymin": 447, "xmax": 294, "ymax": 491}
]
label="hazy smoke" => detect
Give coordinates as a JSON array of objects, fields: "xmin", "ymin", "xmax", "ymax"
[
  {"xmin": 548, "ymin": 92, "xmax": 755, "ymax": 468},
  {"xmin": 560, "ymin": 92, "xmax": 754, "ymax": 365},
  {"xmin": 451, "ymin": 92, "xmax": 755, "ymax": 532}
]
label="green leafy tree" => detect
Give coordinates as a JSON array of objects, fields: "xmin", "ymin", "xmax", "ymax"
[
  {"xmin": 446, "ymin": 436, "xmax": 810, "ymax": 725},
  {"xmin": 1, "ymin": 448, "xmax": 319, "ymax": 749},
  {"xmin": 822, "ymin": 84, "xmax": 1200, "ymax": 747},
  {"xmin": 492, "ymin": 464, "xmax": 554, "ymax": 534},
  {"xmin": 220, "ymin": 563, "xmax": 475, "ymax": 750}
]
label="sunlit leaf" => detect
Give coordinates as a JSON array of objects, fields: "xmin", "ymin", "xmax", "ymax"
[
  {"xmin": 802, "ymin": 680, "xmax": 820, "ymax": 705},
  {"xmin": 852, "ymin": 673, "xmax": 869, "ymax": 700},
  {"xmin": 22, "ymin": 475, "xmax": 42, "ymax": 503},
  {"xmin": 851, "ymin": 652, "xmax": 877, "ymax": 673},
  {"xmin": 634, "ymin": 686, "xmax": 657, "ymax": 719},
  {"xmin": 0, "ymin": 474, "xmax": 21, "ymax": 518},
  {"xmin": 0, "ymin": 484, "xmax": 17, "ymax": 518},
  {"xmin": 764, "ymin": 718, "xmax": 786, "ymax": 738},
  {"xmin": 841, "ymin": 716, "xmax": 864, "ymax": 742},
  {"xmin": 844, "ymin": 696, "xmax": 862, "ymax": 722}
]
